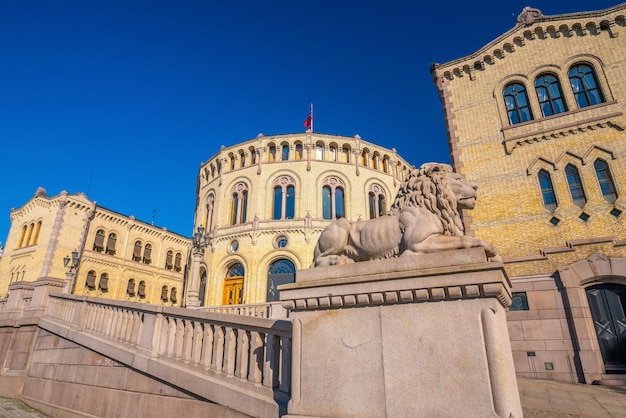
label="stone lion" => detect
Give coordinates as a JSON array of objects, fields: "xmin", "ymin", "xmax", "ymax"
[{"xmin": 312, "ymin": 162, "xmax": 498, "ymax": 267}]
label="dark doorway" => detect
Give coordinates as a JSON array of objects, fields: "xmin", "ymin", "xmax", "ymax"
[{"xmin": 586, "ymin": 284, "xmax": 626, "ymax": 371}]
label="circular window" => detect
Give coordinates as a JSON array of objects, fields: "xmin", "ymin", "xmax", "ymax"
[
  {"xmin": 275, "ymin": 236, "xmax": 288, "ymax": 248},
  {"xmin": 229, "ymin": 240, "xmax": 239, "ymax": 253}
]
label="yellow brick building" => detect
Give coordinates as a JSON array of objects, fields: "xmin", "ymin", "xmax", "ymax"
[
  {"xmin": 431, "ymin": 4, "xmax": 626, "ymax": 384},
  {"xmin": 0, "ymin": 188, "xmax": 190, "ymax": 306},
  {"xmin": 189, "ymin": 132, "xmax": 413, "ymax": 307}
]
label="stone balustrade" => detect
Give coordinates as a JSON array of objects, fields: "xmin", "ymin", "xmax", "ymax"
[
  {"xmin": 43, "ymin": 294, "xmax": 292, "ymax": 418},
  {"xmin": 197, "ymin": 301, "xmax": 289, "ymax": 319}
]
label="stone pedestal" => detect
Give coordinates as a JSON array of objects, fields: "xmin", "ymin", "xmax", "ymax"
[{"xmin": 279, "ymin": 247, "xmax": 522, "ymax": 418}]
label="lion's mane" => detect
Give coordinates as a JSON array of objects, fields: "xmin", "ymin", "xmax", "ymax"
[{"xmin": 388, "ymin": 163, "xmax": 464, "ymax": 237}]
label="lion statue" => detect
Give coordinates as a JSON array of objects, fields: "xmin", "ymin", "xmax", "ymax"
[{"xmin": 311, "ymin": 162, "xmax": 498, "ymax": 267}]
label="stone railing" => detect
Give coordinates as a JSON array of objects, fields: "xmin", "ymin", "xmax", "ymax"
[
  {"xmin": 197, "ymin": 301, "xmax": 289, "ymax": 319},
  {"xmin": 43, "ymin": 294, "xmax": 292, "ymax": 418}
]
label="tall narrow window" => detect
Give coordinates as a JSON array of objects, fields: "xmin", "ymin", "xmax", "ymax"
[
  {"xmin": 322, "ymin": 177, "xmax": 346, "ymax": 220},
  {"xmin": 342, "ymin": 146, "xmax": 350, "ymax": 163},
  {"xmin": 295, "ymin": 144, "xmax": 303, "ymax": 160},
  {"xmin": 504, "ymin": 83, "xmax": 533, "ymax": 125},
  {"xmin": 25, "ymin": 224, "xmax": 34, "ymax": 247},
  {"xmin": 93, "ymin": 230, "xmax": 105, "ymax": 252},
  {"xmin": 143, "ymin": 243, "xmax": 152, "ymax": 264},
  {"xmin": 268, "ymin": 145, "xmax": 276, "ymax": 162},
  {"xmin": 99, "ymin": 273, "xmax": 109, "ymax": 291},
  {"xmin": 174, "ymin": 252, "xmax": 182, "ymax": 272},
  {"xmin": 239, "ymin": 150, "xmax": 246, "ymax": 167},
  {"xmin": 272, "ymin": 176, "xmax": 296, "ymax": 220},
  {"xmin": 250, "ymin": 148, "xmax": 257, "ymax": 165},
  {"xmin": 538, "ymin": 169, "xmax": 557, "ymax": 211},
  {"xmin": 138, "ymin": 281, "xmax": 146, "ymax": 298},
  {"xmin": 32, "ymin": 221, "xmax": 42, "ymax": 245},
  {"xmin": 594, "ymin": 159, "xmax": 617, "ymax": 203},
  {"xmin": 382, "ymin": 158, "xmax": 389, "ymax": 173},
  {"xmin": 229, "ymin": 183, "xmax": 249, "ymax": 225},
  {"xmin": 106, "ymin": 233, "xmax": 117, "ymax": 255},
  {"xmin": 368, "ymin": 185, "xmax": 387, "ymax": 219},
  {"xmin": 535, "ymin": 74, "xmax": 567, "ymax": 117},
  {"xmin": 161, "ymin": 285, "xmax": 169, "ymax": 301},
  {"xmin": 329, "ymin": 145, "xmax": 337, "ymax": 161},
  {"xmin": 18, "ymin": 225, "xmax": 27, "ymax": 248},
  {"xmin": 281, "ymin": 144, "xmax": 289, "ymax": 161},
  {"xmin": 133, "ymin": 241, "xmax": 143, "ymax": 262},
  {"xmin": 127, "ymin": 279, "xmax": 136, "ymax": 296},
  {"xmin": 205, "ymin": 194, "xmax": 215, "ymax": 231},
  {"xmin": 360, "ymin": 151, "xmax": 367, "ymax": 166},
  {"xmin": 230, "ymin": 155, "xmax": 236, "ymax": 170},
  {"xmin": 165, "ymin": 250, "xmax": 173, "ymax": 269},
  {"xmin": 565, "ymin": 164, "xmax": 587, "ymax": 208},
  {"xmin": 568, "ymin": 64, "xmax": 604, "ymax": 108},
  {"xmin": 315, "ymin": 144, "xmax": 324, "ymax": 160},
  {"xmin": 86, "ymin": 271, "xmax": 97, "ymax": 289}
]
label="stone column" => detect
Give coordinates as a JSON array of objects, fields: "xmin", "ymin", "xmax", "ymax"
[
  {"xmin": 280, "ymin": 247, "xmax": 522, "ymax": 418},
  {"xmin": 186, "ymin": 249, "xmax": 204, "ymax": 308}
]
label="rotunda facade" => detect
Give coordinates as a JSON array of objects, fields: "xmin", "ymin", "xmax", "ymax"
[{"xmin": 193, "ymin": 132, "xmax": 414, "ymax": 306}]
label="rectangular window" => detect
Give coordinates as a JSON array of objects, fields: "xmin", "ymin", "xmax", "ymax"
[{"xmin": 510, "ymin": 292, "xmax": 529, "ymax": 311}]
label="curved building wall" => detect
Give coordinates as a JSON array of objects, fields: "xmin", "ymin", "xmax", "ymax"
[{"xmin": 194, "ymin": 132, "xmax": 414, "ymax": 306}]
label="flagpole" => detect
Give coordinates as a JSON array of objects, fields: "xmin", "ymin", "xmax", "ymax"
[{"xmin": 310, "ymin": 103, "xmax": 313, "ymax": 133}]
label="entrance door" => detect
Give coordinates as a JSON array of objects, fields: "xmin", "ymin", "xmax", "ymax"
[
  {"xmin": 586, "ymin": 284, "xmax": 626, "ymax": 370},
  {"xmin": 223, "ymin": 277, "xmax": 244, "ymax": 305}
]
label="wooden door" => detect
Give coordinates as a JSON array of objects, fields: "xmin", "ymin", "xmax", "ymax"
[
  {"xmin": 586, "ymin": 284, "xmax": 626, "ymax": 370},
  {"xmin": 223, "ymin": 276, "xmax": 244, "ymax": 305}
]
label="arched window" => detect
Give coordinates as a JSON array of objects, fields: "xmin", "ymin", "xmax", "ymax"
[
  {"xmin": 32, "ymin": 221, "xmax": 42, "ymax": 245},
  {"xmin": 295, "ymin": 143, "xmax": 303, "ymax": 160},
  {"xmin": 535, "ymin": 74, "xmax": 567, "ymax": 117},
  {"xmin": 105, "ymin": 233, "xmax": 117, "ymax": 255},
  {"xmin": 239, "ymin": 150, "xmax": 246, "ymax": 167},
  {"xmin": 273, "ymin": 176, "xmax": 296, "ymax": 220},
  {"xmin": 170, "ymin": 287, "xmax": 178, "ymax": 303},
  {"xmin": 133, "ymin": 241, "xmax": 143, "ymax": 262},
  {"xmin": 504, "ymin": 83, "xmax": 533, "ymax": 125},
  {"xmin": 210, "ymin": 164, "xmax": 216, "ymax": 178},
  {"xmin": 538, "ymin": 169, "xmax": 557, "ymax": 212},
  {"xmin": 250, "ymin": 147, "xmax": 257, "ymax": 165},
  {"xmin": 342, "ymin": 146, "xmax": 350, "ymax": 163},
  {"xmin": 315, "ymin": 144, "xmax": 324, "ymax": 160},
  {"xmin": 224, "ymin": 263, "xmax": 244, "ymax": 305},
  {"xmin": 25, "ymin": 223, "xmax": 34, "ymax": 247},
  {"xmin": 98, "ymin": 273, "xmax": 109, "ymax": 292},
  {"xmin": 281, "ymin": 144, "xmax": 290, "ymax": 161},
  {"xmin": 360, "ymin": 151, "xmax": 367, "ymax": 166},
  {"xmin": 322, "ymin": 177, "xmax": 346, "ymax": 220},
  {"xmin": 568, "ymin": 64, "xmax": 604, "ymax": 108},
  {"xmin": 205, "ymin": 193, "xmax": 215, "ymax": 231},
  {"xmin": 329, "ymin": 145, "xmax": 338, "ymax": 161},
  {"xmin": 93, "ymin": 229, "xmax": 105, "ymax": 252},
  {"xmin": 267, "ymin": 259, "xmax": 296, "ymax": 302},
  {"xmin": 161, "ymin": 285, "xmax": 169, "ymax": 301},
  {"xmin": 86, "ymin": 270, "xmax": 97, "ymax": 289},
  {"xmin": 229, "ymin": 183, "xmax": 249, "ymax": 225},
  {"xmin": 165, "ymin": 250, "xmax": 174, "ymax": 270},
  {"xmin": 18, "ymin": 225, "xmax": 27, "ymax": 248},
  {"xmin": 371, "ymin": 153, "xmax": 378, "ymax": 170},
  {"xmin": 594, "ymin": 159, "xmax": 617, "ymax": 203},
  {"xmin": 229, "ymin": 154, "xmax": 236, "ymax": 171},
  {"xmin": 368, "ymin": 185, "xmax": 387, "ymax": 219},
  {"xmin": 565, "ymin": 164, "xmax": 587, "ymax": 207},
  {"xmin": 127, "ymin": 279, "xmax": 136, "ymax": 296},
  {"xmin": 138, "ymin": 281, "xmax": 146, "ymax": 298},
  {"xmin": 174, "ymin": 252, "xmax": 182, "ymax": 271},
  {"xmin": 143, "ymin": 243, "xmax": 152, "ymax": 264},
  {"xmin": 382, "ymin": 157, "xmax": 389, "ymax": 173},
  {"xmin": 268, "ymin": 145, "xmax": 276, "ymax": 162},
  {"xmin": 199, "ymin": 268, "xmax": 207, "ymax": 306}
]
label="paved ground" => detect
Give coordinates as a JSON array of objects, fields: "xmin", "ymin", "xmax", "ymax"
[{"xmin": 1, "ymin": 378, "xmax": 625, "ymax": 417}]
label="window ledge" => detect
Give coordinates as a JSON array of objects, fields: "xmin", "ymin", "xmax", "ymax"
[{"xmin": 502, "ymin": 101, "xmax": 622, "ymax": 154}]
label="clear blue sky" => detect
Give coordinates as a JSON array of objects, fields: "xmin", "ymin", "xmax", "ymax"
[{"xmin": 0, "ymin": 1, "xmax": 619, "ymax": 243}]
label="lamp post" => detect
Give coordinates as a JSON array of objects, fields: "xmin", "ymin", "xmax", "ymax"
[
  {"xmin": 63, "ymin": 250, "xmax": 80, "ymax": 293},
  {"xmin": 186, "ymin": 226, "xmax": 211, "ymax": 307}
]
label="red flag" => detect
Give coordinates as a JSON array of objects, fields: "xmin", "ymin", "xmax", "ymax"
[{"xmin": 303, "ymin": 114, "xmax": 312, "ymax": 129}]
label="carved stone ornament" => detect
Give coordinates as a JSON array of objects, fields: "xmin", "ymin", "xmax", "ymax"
[
  {"xmin": 312, "ymin": 163, "xmax": 499, "ymax": 267},
  {"xmin": 516, "ymin": 6, "xmax": 542, "ymax": 26}
]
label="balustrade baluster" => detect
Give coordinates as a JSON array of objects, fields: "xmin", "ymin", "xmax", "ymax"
[
  {"xmin": 159, "ymin": 316, "xmax": 169, "ymax": 355},
  {"xmin": 248, "ymin": 331, "xmax": 263, "ymax": 384},
  {"xmin": 175, "ymin": 318, "xmax": 185, "ymax": 359},
  {"xmin": 167, "ymin": 317, "xmax": 177, "ymax": 356},
  {"xmin": 224, "ymin": 327, "xmax": 236, "ymax": 376},
  {"xmin": 280, "ymin": 335, "xmax": 291, "ymax": 393},
  {"xmin": 191, "ymin": 322, "xmax": 203, "ymax": 365},
  {"xmin": 263, "ymin": 333, "xmax": 279, "ymax": 388},
  {"xmin": 182, "ymin": 320, "xmax": 194, "ymax": 362},
  {"xmin": 236, "ymin": 330, "xmax": 250, "ymax": 380},
  {"xmin": 200, "ymin": 324, "xmax": 213, "ymax": 369},
  {"xmin": 211, "ymin": 326, "xmax": 224, "ymax": 372}
]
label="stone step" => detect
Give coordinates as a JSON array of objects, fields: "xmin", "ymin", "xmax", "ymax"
[{"xmin": 595, "ymin": 373, "xmax": 626, "ymax": 386}]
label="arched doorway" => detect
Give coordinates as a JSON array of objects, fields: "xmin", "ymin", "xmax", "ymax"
[
  {"xmin": 223, "ymin": 263, "xmax": 244, "ymax": 305},
  {"xmin": 267, "ymin": 259, "xmax": 296, "ymax": 302},
  {"xmin": 198, "ymin": 267, "xmax": 207, "ymax": 307},
  {"xmin": 586, "ymin": 284, "xmax": 626, "ymax": 370}
]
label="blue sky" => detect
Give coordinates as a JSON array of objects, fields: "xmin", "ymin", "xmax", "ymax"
[{"xmin": 0, "ymin": 0, "xmax": 619, "ymax": 243}]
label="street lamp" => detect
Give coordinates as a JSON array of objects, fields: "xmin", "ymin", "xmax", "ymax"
[
  {"xmin": 63, "ymin": 250, "xmax": 80, "ymax": 293},
  {"xmin": 187, "ymin": 226, "xmax": 211, "ymax": 307}
]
